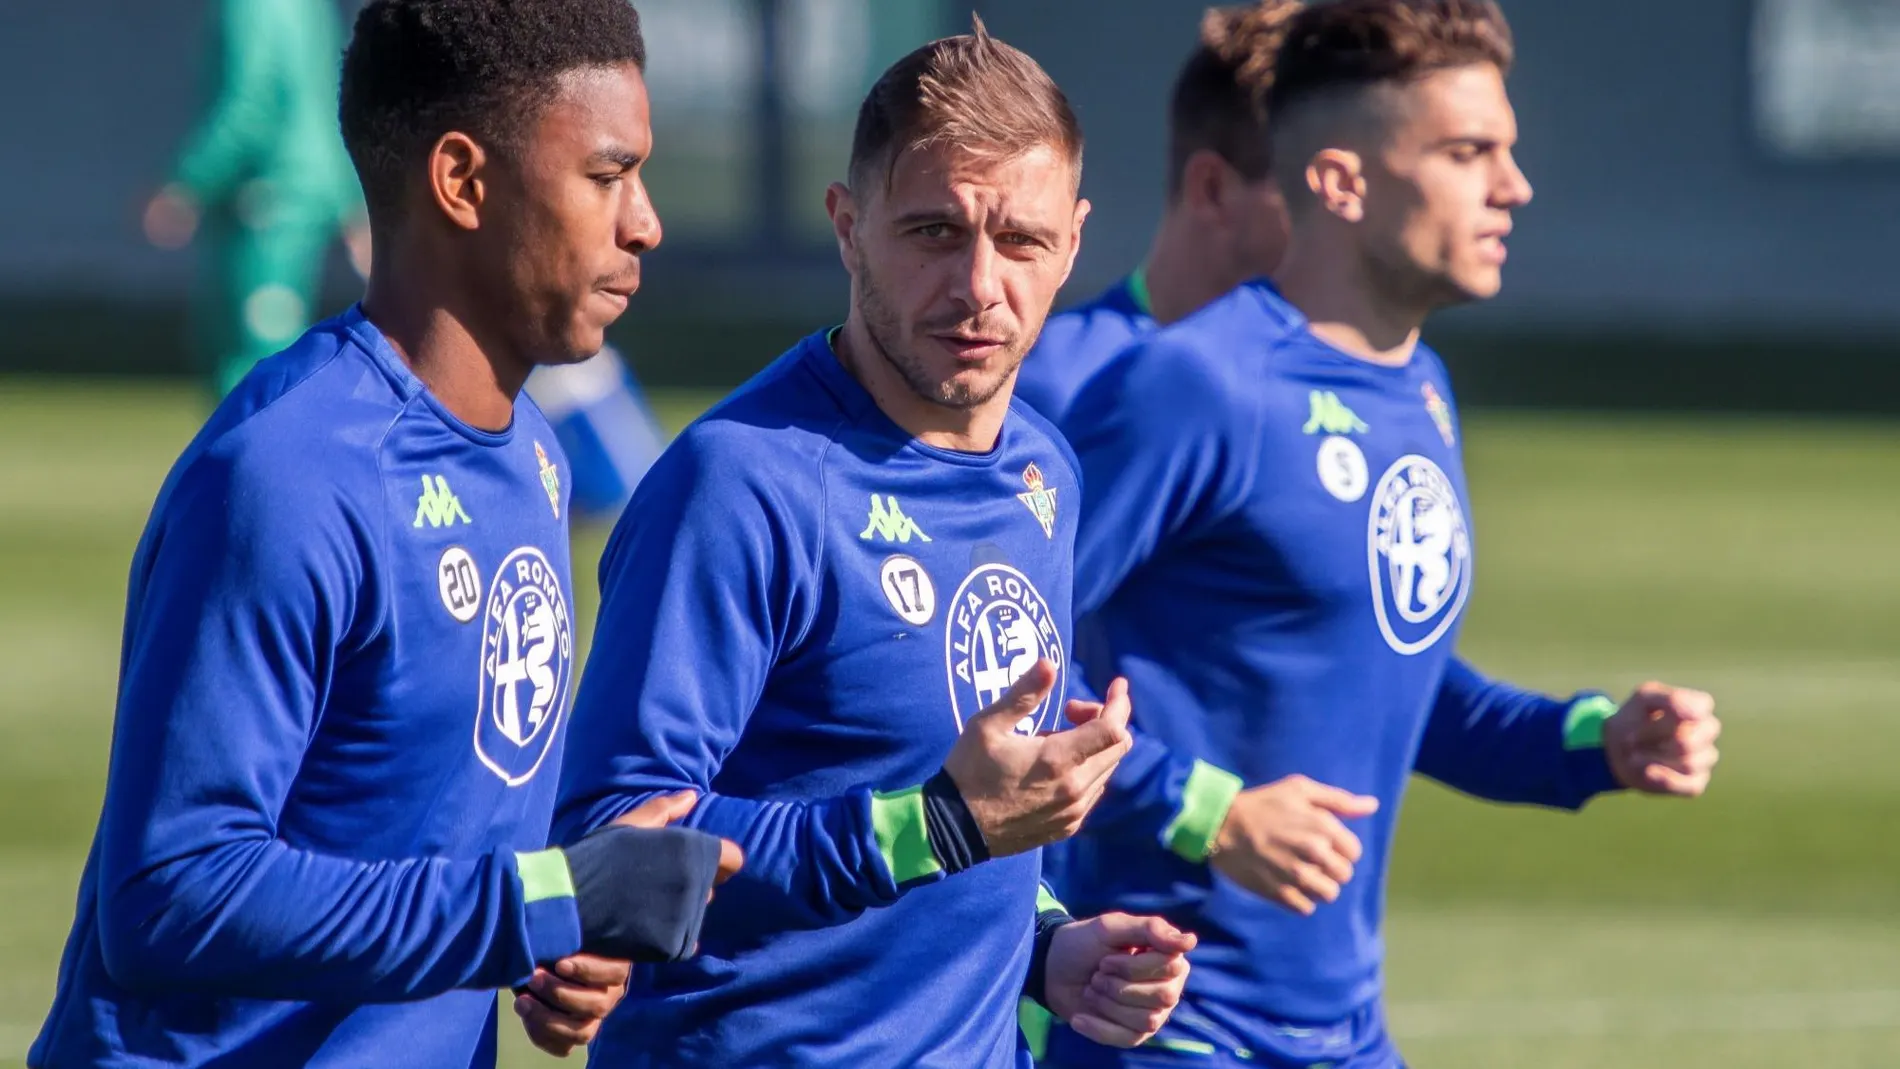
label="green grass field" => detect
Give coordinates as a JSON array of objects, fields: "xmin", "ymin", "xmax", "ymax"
[{"xmin": 2, "ymin": 378, "xmax": 1895, "ymax": 1068}]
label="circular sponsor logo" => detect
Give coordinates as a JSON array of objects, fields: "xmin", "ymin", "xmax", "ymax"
[
  {"xmin": 1316, "ymin": 435, "xmax": 1369, "ymax": 502},
  {"xmin": 474, "ymin": 546, "xmax": 574, "ymax": 786},
  {"xmin": 945, "ymin": 563, "xmax": 1065, "ymax": 735},
  {"xmin": 1367, "ymin": 455, "xmax": 1471, "ymax": 655},
  {"xmin": 879, "ymin": 554, "xmax": 936, "ymax": 626},
  {"xmin": 437, "ymin": 546, "xmax": 481, "ymax": 623}
]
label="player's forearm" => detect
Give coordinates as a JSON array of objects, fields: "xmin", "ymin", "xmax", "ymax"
[
  {"xmin": 1414, "ymin": 659, "xmax": 1621, "ymax": 810},
  {"xmin": 97, "ymin": 840, "xmax": 576, "ymax": 1000}
]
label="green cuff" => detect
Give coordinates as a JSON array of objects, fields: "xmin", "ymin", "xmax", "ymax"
[
  {"xmin": 1163, "ymin": 760, "xmax": 1244, "ymax": 863},
  {"xmin": 1563, "ymin": 695, "xmax": 1618, "ymax": 750},
  {"xmin": 514, "ymin": 847, "xmax": 576, "ymax": 903},
  {"xmin": 871, "ymin": 786, "xmax": 943, "ymax": 885},
  {"xmin": 1036, "ymin": 884, "xmax": 1066, "ymax": 915}
]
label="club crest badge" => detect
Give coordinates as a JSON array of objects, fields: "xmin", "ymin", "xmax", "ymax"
[
  {"xmin": 534, "ymin": 441, "xmax": 561, "ymax": 519},
  {"xmin": 1422, "ymin": 383, "xmax": 1456, "ymax": 448},
  {"xmin": 1016, "ymin": 462, "xmax": 1058, "ymax": 539}
]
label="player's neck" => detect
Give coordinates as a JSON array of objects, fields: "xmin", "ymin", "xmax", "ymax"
[
  {"xmin": 1273, "ymin": 242, "xmax": 1422, "ymax": 367},
  {"xmin": 1141, "ymin": 212, "xmax": 1238, "ymax": 326},
  {"xmin": 362, "ymin": 252, "xmax": 530, "ymax": 432},
  {"xmin": 831, "ymin": 316, "xmax": 1009, "ymax": 455}
]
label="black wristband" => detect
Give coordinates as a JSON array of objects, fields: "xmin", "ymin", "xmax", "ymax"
[
  {"xmin": 562, "ymin": 824, "xmax": 722, "ymax": 963},
  {"xmin": 922, "ymin": 768, "xmax": 991, "ymax": 875},
  {"xmin": 1023, "ymin": 907, "xmax": 1075, "ymax": 1010}
]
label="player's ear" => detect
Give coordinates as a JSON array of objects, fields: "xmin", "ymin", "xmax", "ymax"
[
  {"xmin": 429, "ymin": 132, "xmax": 487, "ymax": 231},
  {"xmin": 1177, "ymin": 149, "xmax": 1232, "ymax": 219},
  {"xmin": 1307, "ymin": 149, "xmax": 1365, "ymax": 224},
  {"xmin": 825, "ymin": 181, "xmax": 860, "ymax": 272},
  {"xmin": 1059, "ymin": 197, "xmax": 1090, "ymax": 288}
]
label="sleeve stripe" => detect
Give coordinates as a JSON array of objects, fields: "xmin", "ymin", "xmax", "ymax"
[
  {"xmin": 1163, "ymin": 760, "xmax": 1243, "ymax": 863},
  {"xmin": 514, "ymin": 848, "xmax": 577, "ymax": 904},
  {"xmin": 1562, "ymin": 695, "xmax": 1618, "ymax": 750},
  {"xmin": 1036, "ymin": 883, "xmax": 1066, "ymax": 915},
  {"xmin": 871, "ymin": 786, "xmax": 943, "ymax": 885}
]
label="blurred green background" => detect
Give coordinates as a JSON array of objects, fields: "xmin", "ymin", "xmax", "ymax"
[{"xmin": 2, "ymin": 383, "xmax": 1895, "ymax": 1068}]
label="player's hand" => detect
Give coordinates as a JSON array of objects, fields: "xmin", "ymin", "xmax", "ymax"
[
  {"xmin": 609, "ymin": 790, "xmax": 745, "ymax": 899},
  {"xmin": 1603, "ymin": 682, "xmax": 1720, "ymax": 796},
  {"xmin": 143, "ymin": 184, "xmax": 200, "ymax": 249},
  {"xmin": 942, "ymin": 660, "xmax": 1133, "ymax": 857},
  {"xmin": 1043, "ymin": 913, "xmax": 1195, "ymax": 1048},
  {"xmin": 1210, "ymin": 775, "xmax": 1379, "ymax": 915},
  {"xmin": 513, "ymin": 953, "xmax": 629, "ymax": 1058}
]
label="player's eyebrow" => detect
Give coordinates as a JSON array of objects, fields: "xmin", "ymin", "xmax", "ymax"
[
  {"xmin": 589, "ymin": 148, "xmax": 644, "ymax": 170},
  {"xmin": 891, "ymin": 208, "xmax": 1060, "ymax": 245}
]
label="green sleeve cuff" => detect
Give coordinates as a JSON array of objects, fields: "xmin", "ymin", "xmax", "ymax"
[
  {"xmin": 514, "ymin": 847, "xmax": 576, "ymax": 903},
  {"xmin": 871, "ymin": 786, "xmax": 943, "ymax": 885},
  {"xmin": 1563, "ymin": 695, "xmax": 1618, "ymax": 750},
  {"xmin": 1162, "ymin": 760, "xmax": 1244, "ymax": 863},
  {"xmin": 1036, "ymin": 884, "xmax": 1066, "ymax": 915}
]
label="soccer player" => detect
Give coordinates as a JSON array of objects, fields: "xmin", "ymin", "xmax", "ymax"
[
  {"xmin": 143, "ymin": 0, "xmax": 369, "ymax": 398},
  {"xmin": 1015, "ymin": 0, "xmax": 1302, "ymax": 424},
  {"xmin": 1040, "ymin": 2, "xmax": 1723, "ymax": 1067},
  {"xmin": 31, "ymin": 3, "xmax": 738, "ymax": 1067},
  {"xmin": 554, "ymin": 20, "xmax": 1196, "ymax": 1068}
]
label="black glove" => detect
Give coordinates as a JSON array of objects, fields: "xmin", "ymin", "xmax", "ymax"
[{"xmin": 561, "ymin": 824, "xmax": 723, "ymax": 963}]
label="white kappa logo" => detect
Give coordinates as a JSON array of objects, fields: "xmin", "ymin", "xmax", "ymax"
[
  {"xmin": 1367, "ymin": 455, "xmax": 1471, "ymax": 655},
  {"xmin": 474, "ymin": 546, "xmax": 574, "ymax": 786},
  {"xmin": 945, "ymin": 563, "xmax": 1065, "ymax": 736},
  {"xmin": 879, "ymin": 554, "xmax": 936, "ymax": 626},
  {"xmin": 1316, "ymin": 435, "xmax": 1369, "ymax": 502},
  {"xmin": 437, "ymin": 546, "xmax": 481, "ymax": 623}
]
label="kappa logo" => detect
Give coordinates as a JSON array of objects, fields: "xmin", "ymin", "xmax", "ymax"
[
  {"xmin": 474, "ymin": 546, "xmax": 573, "ymax": 786},
  {"xmin": 1303, "ymin": 390, "xmax": 1369, "ymax": 436},
  {"xmin": 413, "ymin": 474, "xmax": 471, "ymax": 529},
  {"xmin": 861, "ymin": 494, "xmax": 931, "ymax": 544},
  {"xmin": 945, "ymin": 563, "xmax": 1065, "ymax": 736},
  {"xmin": 1367, "ymin": 455, "xmax": 1471, "ymax": 655}
]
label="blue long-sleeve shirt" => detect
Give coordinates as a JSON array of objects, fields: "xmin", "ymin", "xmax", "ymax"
[
  {"xmin": 1015, "ymin": 273, "xmax": 1155, "ymax": 424},
  {"xmin": 553, "ymin": 332, "xmax": 1083, "ymax": 1068},
  {"xmin": 32, "ymin": 308, "xmax": 583, "ymax": 1069},
  {"xmin": 1048, "ymin": 280, "xmax": 1622, "ymax": 1041}
]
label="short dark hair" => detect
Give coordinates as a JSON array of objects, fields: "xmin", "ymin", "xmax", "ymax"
[
  {"xmin": 848, "ymin": 14, "xmax": 1083, "ymax": 197},
  {"xmin": 340, "ymin": 0, "xmax": 648, "ymax": 220},
  {"xmin": 1266, "ymin": 0, "xmax": 1513, "ymax": 200},
  {"xmin": 1166, "ymin": 1, "xmax": 1302, "ymax": 198}
]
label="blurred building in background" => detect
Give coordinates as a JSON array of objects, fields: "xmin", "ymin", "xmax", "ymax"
[{"xmin": 2, "ymin": 0, "xmax": 1897, "ymax": 411}]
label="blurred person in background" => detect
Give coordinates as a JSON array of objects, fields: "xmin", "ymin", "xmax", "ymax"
[
  {"xmin": 524, "ymin": 341, "xmax": 669, "ymax": 519},
  {"xmin": 142, "ymin": 0, "xmax": 369, "ymax": 398},
  {"xmin": 1039, "ymin": 2, "xmax": 1723, "ymax": 1066},
  {"xmin": 1016, "ymin": 1, "xmax": 1301, "ymax": 425}
]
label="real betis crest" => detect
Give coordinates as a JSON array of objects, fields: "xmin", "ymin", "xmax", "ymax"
[
  {"xmin": 534, "ymin": 440, "xmax": 561, "ymax": 519},
  {"xmin": 1016, "ymin": 462, "xmax": 1058, "ymax": 539},
  {"xmin": 1422, "ymin": 383, "xmax": 1456, "ymax": 448}
]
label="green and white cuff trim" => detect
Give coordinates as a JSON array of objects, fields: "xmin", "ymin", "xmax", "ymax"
[
  {"xmin": 871, "ymin": 786, "xmax": 943, "ymax": 885},
  {"xmin": 1563, "ymin": 695, "xmax": 1618, "ymax": 750},
  {"xmin": 514, "ymin": 847, "xmax": 577, "ymax": 903},
  {"xmin": 1162, "ymin": 760, "xmax": 1244, "ymax": 863}
]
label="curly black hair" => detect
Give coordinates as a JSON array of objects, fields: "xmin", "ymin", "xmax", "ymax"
[{"xmin": 340, "ymin": 0, "xmax": 647, "ymax": 220}]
